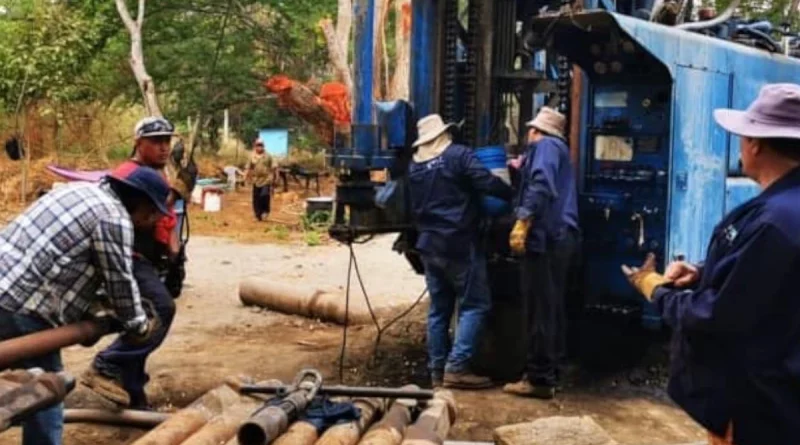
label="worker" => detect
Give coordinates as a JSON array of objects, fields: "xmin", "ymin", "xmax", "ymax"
[
  {"xmin": 83, "ymin": 116, "xmax": 191, "ymax": 410},
  {"xmin": 245, "ymin": 138, "xmax": 275, "ymax": 221},
  {"xmin": 407, "ymin": 114, "xmax": 513, "ymax": 389},
  {"xmin": 0, "ymin": 165, "xmax": 166, "ymax": 445},
  {"xmin": 622, "ymin": 83, "xmax": 800, "ymax": 445},
  {"xmin": 503, "ymin": 106, "xmax": 579, "ymax": 400}
]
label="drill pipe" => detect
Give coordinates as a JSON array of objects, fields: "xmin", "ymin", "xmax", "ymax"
[
  {"xmin": 0, "ymin": 370, "xmax": 76, "ymax": 432},
  {"xmin": 314, "ymin": 397, "xmax": 385, "ymax": 445},
  {"xmin": 400, "ymin": 391, "xmax": 457, "ymax": 445},
  {"xmin": 64, "ymin": 409, "xmax": 169, "ymax": 428},
  {"xmin": 0, "ymin": 321, "xmax": 108, "ymax": 370},
  {"xmin": 130, "ymin": 382, "xmax": 243, "ymax": 445},
  {"xmin": 358, "ymin": 386, "xmax": 420, "ymax": 445},
  {"xmin": 181, "ymin": 397, "xmax": 263, "ymax": 445},
  {"xmin": 238, "ymin": 390, "xmax": 312, "ymax": 445},
  {"xmin": 238, "ymin": 384, "xmax": 434, "ymax": 400},
  {"xmin": 273, "ymin": 421, "xmax": 320, "ymax": 445}
]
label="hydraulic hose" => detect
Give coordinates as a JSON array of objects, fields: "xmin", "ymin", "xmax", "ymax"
[{"xmin": 677, "ymin": 0, "xmax": 741, "ymax": 30}]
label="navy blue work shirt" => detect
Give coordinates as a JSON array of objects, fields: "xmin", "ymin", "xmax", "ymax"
[
  {"xmin": 407, "ymin": 143, "xmax": 513, "ymax": 258},
  {"xmin": 513, "ymin": 135, "xmax": 579, "ymax": 253},
  {"xmin": 652, "ymin": 167, "xmax": 800, "ymax": 445}
]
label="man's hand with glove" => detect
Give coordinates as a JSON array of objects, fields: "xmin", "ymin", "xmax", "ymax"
[
  {"xmin": 621, "ymin": 252, "xmax": 672, "ymax": 301},
  {"xmin": 509, "ymin": 219, "xmax": 531, "ymax": 255},
  {"xmin": 121, "ymin": 299, "xmax": 163, "ymax": 346}
]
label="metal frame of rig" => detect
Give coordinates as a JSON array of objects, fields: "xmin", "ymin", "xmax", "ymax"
[{"xmin": 326, "ymin": 0, "xmax": 800, "ymax": 374}]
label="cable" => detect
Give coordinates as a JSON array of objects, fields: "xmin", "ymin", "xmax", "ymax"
[{"xmin": 337, "ymin": 242, "xmax": 428, "ymax": 383}]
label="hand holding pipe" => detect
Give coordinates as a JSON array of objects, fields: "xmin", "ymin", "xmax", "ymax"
[{"xmin": 0, "ymin": 320, "xmax": 112, "ymax": 371}]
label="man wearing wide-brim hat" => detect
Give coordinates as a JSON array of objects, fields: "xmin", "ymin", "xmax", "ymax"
[
  {"xmin": 622, "ymin": 83, "xmax": 800, "ymax": 445},
  {"xmin": 407, "ymin": 114, "xmax": 513, "ymax": 389},
  {"xmin": 503, "ymin": 106, "xmax": 580, "ymax": 400}
]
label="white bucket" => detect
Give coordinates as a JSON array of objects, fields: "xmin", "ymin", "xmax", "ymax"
[
  {"xmin": 203, "ymin": 190, "xmax": 222, "ymax": 212},
  {"xmin": 191, "ymin": 186, "xmax": 204, "ymax": 205}
]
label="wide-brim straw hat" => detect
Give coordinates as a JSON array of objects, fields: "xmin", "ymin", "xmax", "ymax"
[
  {"xmin": 412, "ymin": 114, "xmax": 455, "ymax": 148},
  {"xmin": 525, "ymin": 106, "xmax": 566, "ymax": 141},
  {"xmin": 714, "ymin": 83, "xmax": 800, "ymax": 140}
]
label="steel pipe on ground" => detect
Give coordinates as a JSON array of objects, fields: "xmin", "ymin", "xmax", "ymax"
[
  {"xmin": 238, "ymin": 278, "xmax": 372, "ymax": 325},
  {"xmin": 64, "ymin": 409, "xmax": 168, "ymax": 428},
  {"xmin": 314, "ymin": 397, "xmax": 385, "ymax": 445},
  {"xmin": 401, "ymin": 391, "xmax": 457, "ymax": 445},
  {"xmin": 130, "ymin": 382, "xmax": 244, "ymax": 445},
  {"xmin": 181, "ymin": 397, "xmax": 263, "ymax": 445},
  {"xmin": 273, "ymin": 421, "xmax": 320, "ymax": 445},
  {"xmin": 358, "ymin": 385, "xmax": 420, "ymax": 445}
]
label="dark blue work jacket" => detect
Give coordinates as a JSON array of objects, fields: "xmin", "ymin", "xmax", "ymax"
[
  {"xmin": 652, "ymin": 167, "xmax": 800, "ymax": 445},
  {"xmin": 513, "ymin": 136, "xmax": 579, "ymax": 253},
  {"xmin": 408, "ymin": 144, "xmax": 513, "ymax": 258}
]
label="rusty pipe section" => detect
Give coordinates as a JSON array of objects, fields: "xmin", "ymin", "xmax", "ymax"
[
  {"xmin": 401, "ymin": 391, "xmax": 457, "ymax": 445},
  {"xmin": 0, "ymin": 321, "xmax": 109, "ymax": 370},
  {"xmin": 237, "ymin": 384, "xmax": 434, "ymax": 400},
  {"xmin": 359, "ymin": 386, "xmax": 420, "ymax": 445},
  {"xmin": 314, "ymin": 397, "xmax": 384, "ymax": 445},
  {"xmin": 64, "ymin": 408, "xmax": 169, "ymax": 428},
  {"xmin": 238, "ymin": 390, "xmax": 309, "ymax": 445},
  {"xmin": 273, "ymin": 421, "xmax": 320, "ymax": 445},
  {"xmin": 0, "ymin": 369, "xmax": 76, "ymax": 432}
]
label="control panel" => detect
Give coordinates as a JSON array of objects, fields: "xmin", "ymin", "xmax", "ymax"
[{"xmin": 579, "ymin": 84, "xmax": 671, "ymax": 315}]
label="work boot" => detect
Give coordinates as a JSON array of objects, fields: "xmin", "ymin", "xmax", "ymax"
[
  {"xmin": 80, "ymin": 366, "xmax": 131, "ymax": 407},
  {"xmin": 502, "ymin": 379, "xmax": 555, "ymax": 399},
  {"xmin": 431, "ymin": 370, "xmax": 444, "ymax": 389},
  {"xmin": 443, "ymin": 371, "xmax": 493, "ymax": 389}
]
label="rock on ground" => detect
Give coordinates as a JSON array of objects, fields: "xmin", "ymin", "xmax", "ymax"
[{"xmin": 494, "ymin": 416, "xmax": 618, "ymax": 445}]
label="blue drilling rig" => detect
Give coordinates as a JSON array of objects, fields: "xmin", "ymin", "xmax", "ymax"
[{"xmin": 327, "ymin": 0, "xmax": 800, "ymax": 377}]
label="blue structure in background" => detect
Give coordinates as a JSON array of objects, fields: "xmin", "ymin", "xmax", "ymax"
[{"xmin": 257, "ymin": 128, "xmax": 289, "ymax": 158}]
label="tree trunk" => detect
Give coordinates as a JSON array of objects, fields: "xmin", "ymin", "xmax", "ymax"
[
  {"xmin": 336, "ymin": 0, "xmax": 353, "ymax": 56},
  {"xmin": 373, "ymin": 0, "xmax": 390, "ymax": 100},
  {"xmin": 389, "ymin": 0, "xmax": 411, "ymax": 100},
  {"xmin": 320, "ymin": 18, "xmax": 353, "ymax": 92},
  {"xmin": 115, "ymin": 0, "xmax": 162, "ymax": 117}
]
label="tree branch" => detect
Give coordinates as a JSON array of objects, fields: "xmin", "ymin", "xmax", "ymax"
[{"xmin": 115, "ymin": 0, "xmax": 139, "ymax": 35}]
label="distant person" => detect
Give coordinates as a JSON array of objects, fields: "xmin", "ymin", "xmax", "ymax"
[
  {"xmin": 407, "ymin": 114, "xmax": 513, "ymax": 389},
  {"xmin": 83, "ymin": 117, "xmax": 190, "ymax": 410},
  {"xmin": 504, "ymin": 107, "xmax": 580, "ymax": 400},
  {"xmin": 0, "ymin": 165, "xmax": 166, "ymax": 445},
  {"xmin": 623, "ymin": 83, "xmax": 800, "ymax": 445},
  {"xmin": 245, "ymin": 138, "xmax": 275, "ymax": 221}
]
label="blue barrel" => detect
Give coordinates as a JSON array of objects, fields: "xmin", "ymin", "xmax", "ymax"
[
  {"xmin": 474, "ymin": 146, "xmax": 512, "ymax": 216},
  {"xmin": 174, "ymin": 198, "xmax": 186, "ymax": 239}
]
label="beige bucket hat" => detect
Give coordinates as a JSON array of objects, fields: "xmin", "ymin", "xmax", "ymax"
[
  {"xmin": 526, "ymin": 106, "xmax": 566, "ymax": 141},
  {"xmin": 412, "ymin": 114, "xmax": 455, "ymax": 148}
]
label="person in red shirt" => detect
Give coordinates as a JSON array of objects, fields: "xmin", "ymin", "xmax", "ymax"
[{"xmin": 82, "ymin": 117, "xmax": 194, "ymax": 410}]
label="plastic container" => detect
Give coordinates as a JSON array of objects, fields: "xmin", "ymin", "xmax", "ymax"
[
  {"xmin": 474, "ymin": 146, "xmax": 512, "ymax": 216},
  {"xmin": 202, "ymin": 189, "xmax": 223, "ymax": 212}
]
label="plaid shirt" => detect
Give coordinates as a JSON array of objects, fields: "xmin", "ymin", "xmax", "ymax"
[{"xmin": 0, "ymin": 182, "xmax": 146, "ymax": 330}]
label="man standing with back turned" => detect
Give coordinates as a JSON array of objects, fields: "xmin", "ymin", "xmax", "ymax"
[
  {"xmin": 407, "ymin": 114, "xmax": 513, "ymax": 389},
  {"xmin": 622, "ymin": 83, "xmax": 800, "ymax": 445},
  {"xmin": 504, "ymin": 106, "xmax": 580, "ymax": 400}
]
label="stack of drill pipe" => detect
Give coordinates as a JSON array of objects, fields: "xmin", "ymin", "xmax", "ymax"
[
  {"xmin": 238, "ymin": 278, "xmax": 372, "ymax": 325},
  {"xmin": 313, "ymin": 397, "xmax": 385, "ymax": 445},
  {"xmin": 130, "ymin": 377, "xmax": 269, "ymax": 445},
  {"xmin": 272, "ymin": 420, "xmax": 320, "ymax": 445},
  {"xmin": 0, "ymin": 369, "xmax": 76, "ymax": 432},
  {"xmin": 358, "ymin": 386, "xmax": 420, "ymax": 445},
  {"xmin": 401, "ymin": 390, "xmax": 457, "ymax": 445}
]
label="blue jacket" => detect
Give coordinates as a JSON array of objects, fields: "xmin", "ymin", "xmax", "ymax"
[
  {"xmin": 513, "ymin": 136, "xmax": 579, "ymax": 253},
  {"xmin": 652, "ymin": 167, "xmax": 800, "ymax": 445},
  {"xmin": 408, "ymin": 144, "xmax": 513, "ymax": 258}
]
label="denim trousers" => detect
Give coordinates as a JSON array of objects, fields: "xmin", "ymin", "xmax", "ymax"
[
  {"xmin": 422, "ymin": 246, "xmax": 491, "ymax": 376},
  {"xmin": 94, "ymin": 258, "xmax": 176, "ymax": 407},
  {"xmin": 0, "ymin": 310, "xmax": 63, "ymax": 445}
]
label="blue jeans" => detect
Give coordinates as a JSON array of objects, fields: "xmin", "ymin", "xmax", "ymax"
[
  {"xmin": 422, "ymin": 247, "xmax": 491, "ymax": 376},
  {"xmin": 0, "ymin": 310, "xmax": 64, "ymax": 445},
  {"xmin": 93, "ymin": 258, "xmax": 176, "ymax": 407}
]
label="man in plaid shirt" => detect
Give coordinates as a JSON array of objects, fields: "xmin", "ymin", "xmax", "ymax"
[{"xmin": 0, "ymin": 164, "xmax": 168, "ymax": 445}]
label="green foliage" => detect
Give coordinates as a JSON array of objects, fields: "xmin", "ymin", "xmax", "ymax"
[{"xmin": 713, "ymin": 0, "xmax": 799, "ymax": 27}]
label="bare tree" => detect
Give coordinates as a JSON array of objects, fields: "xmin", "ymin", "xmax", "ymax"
[
  {"xmin": 115, "ymin": 0, "xmax": 162, "ymax": 117},
  {"xmin": 389, "ymin": 0, "xmax": 411, "ymax": 99},
  {"xmin": 320, "ymin": 18, "xmax": 353, "ymax": 91}
]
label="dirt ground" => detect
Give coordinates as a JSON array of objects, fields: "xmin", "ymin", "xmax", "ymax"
[{"xmin": 0, "ymin": 186, "xmax": 706, "ymax": 445}]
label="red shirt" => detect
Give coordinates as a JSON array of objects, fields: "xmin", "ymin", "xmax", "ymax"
[{"xmin": 115, "ymin": 160, "xmax": 176, "ymax": 247}]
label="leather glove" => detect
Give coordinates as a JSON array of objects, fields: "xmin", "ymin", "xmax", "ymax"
[
  {"xmin": 621, "ymin": 252, "xmax": 672, "ymax": 301},
  {"xmin": 509, "ymin": 219, "xmax": 531, "ymax": 255},
  {"xmin": 121, "ymin": 300, "xmax": 163, "ymax": 346}
]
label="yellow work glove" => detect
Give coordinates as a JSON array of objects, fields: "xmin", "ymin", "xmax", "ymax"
[
  {"xmin": 509, "ymin": 219, "xmax": 531, "ymax": 255},
  {"xmin": 621, "ymin": 253, "xmax": 672, "ymax": 301}
]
